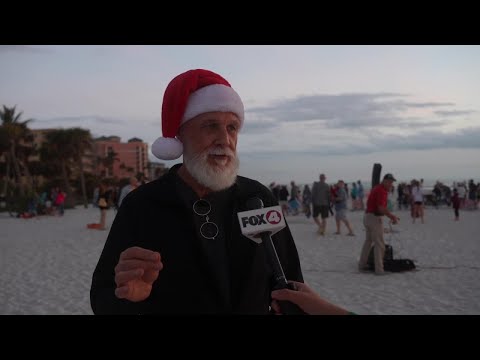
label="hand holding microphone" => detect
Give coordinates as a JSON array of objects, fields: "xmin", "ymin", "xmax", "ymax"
[
  {"xmin": 271, "ymin": 281, "xmax": 350, "ymax": 315},
  {"xmin": 238, "ymin": 198, "xmax": 307, "ymax": 315}
]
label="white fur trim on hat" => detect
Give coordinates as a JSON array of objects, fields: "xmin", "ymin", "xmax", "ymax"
[
  {"xmin": 181, "ymin": 84, "xmax": 244, "ymax": 126},
  {"xmin": 151, "ymin": 136, "xmax": 184, "ymax": 160}
]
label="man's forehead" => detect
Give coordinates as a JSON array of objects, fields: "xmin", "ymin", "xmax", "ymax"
[{"xmin": 193, "ymin": 111, "xmax": 240, "ymax": 123}]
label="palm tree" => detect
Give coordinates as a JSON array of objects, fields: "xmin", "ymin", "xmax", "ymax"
[
  {"xmin": 0, "ymin": 126, "xmax": 10, "ymax": 195},
  {"xmin": 0, "ymin": 126, "xmax": 9, "ymax": 164},
  {"xmin": 97, "ymin": 150, "xmax": 119, "ymax": 178},
  {"xmin": 40, "ymin": 128, "xmax": 94, "ymax": 208},
  {"xmin": 15, "ymin": 130, "xmax": 36, "ymax": 190},
  {"xmin": 0, "ymin": 105, "xmax": 33, "ymax": 196},
  {"xmin": 41, "ymin": 129, "xmax": 76, "ymax": 208},
  {"xmin": 69, "ymin": 128, "xmax": 93, "ymax": 208}
]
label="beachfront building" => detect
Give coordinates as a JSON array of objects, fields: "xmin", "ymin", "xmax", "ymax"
[{"xmin": 94, "ymin": 136, "xmax": 149, "ymax": 179}]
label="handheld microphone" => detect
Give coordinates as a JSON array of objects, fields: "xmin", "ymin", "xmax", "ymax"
[{"xmin": 238, "ymin": 198, "xmax": 307, "ymax": 315}]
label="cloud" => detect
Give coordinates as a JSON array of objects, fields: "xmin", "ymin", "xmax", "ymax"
[
  {"xmin": 239, "ymin": 123, "xmax": 480, "ymax": 157},
  {"xmin": 393, "ymin": 117, "xmax": 448, "ymax": 128},
  {"xmin": 250, "ymin": 126, "xmax": 478, "ymax": 157},
  {"xmin": 434, "ymin": 110, "xmax": 475, "ymax": 117},
  {"xmin": 241, "ymin": 118, "xmax": 279, "ymax": 134},
  {"xmin": 36, "ymin": 115, "xmax": 126, "ymax": 125},
  {"xmin": 0, "ymin": 45, "xmax": 52, "ymax": 54},
  {"xmin": 32, "ymin": 115, "xmax": 159, "ymax": 145},
  {"xmin": 247, "ymin": 93, "xmax": 455, "ymax": 130},
  {"xmin": 370, "ymin": 126, "xmax": 480, "ymax": 151},
  {"xmin": 403, "ymin": 101, "xmax": 455, "ymax": 108},
  {"xmin": 30, "ymin": 91, "xmax": 478, "ymax": 162}
]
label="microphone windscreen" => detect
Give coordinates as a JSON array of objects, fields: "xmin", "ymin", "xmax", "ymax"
[{"xmin": 245, "ymin": 197, "xmax": 264, "ymax": 210}]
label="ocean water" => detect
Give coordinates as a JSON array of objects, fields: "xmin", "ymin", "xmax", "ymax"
[{"xmin": 269, "ymin": 177, "xmax": 474, "ymax": 194}]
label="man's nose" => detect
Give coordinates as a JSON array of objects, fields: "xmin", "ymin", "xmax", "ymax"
[{"xmin": 214, "ymin": 126, "xmax": 230, "ymax": 145}]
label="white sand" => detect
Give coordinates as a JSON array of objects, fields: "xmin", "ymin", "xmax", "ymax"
[{"xmin": 1, "ymin": 206, "xmax": 479, "ymax": 315}]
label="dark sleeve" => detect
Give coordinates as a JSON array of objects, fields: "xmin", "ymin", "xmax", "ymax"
[{"xmin": 90, "ymin": 196, "xmax": 152, "ymax": 314}]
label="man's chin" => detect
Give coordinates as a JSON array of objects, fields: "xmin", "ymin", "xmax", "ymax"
[
  {"xmin": 189, "ymin": 163, "xmax": 237, "ymax": 191},
  {"xmin": 207, "ymin": 157, "xmax": 230, "ymax": 169},
  {"xmin": 183, "ymin": 150, "xmax": 239, "ymax": 192}
]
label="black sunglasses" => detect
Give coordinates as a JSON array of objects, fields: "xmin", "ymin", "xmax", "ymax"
[{"xmin": 193, "ymin": 199, "xmax": 219, "ymax": 240}]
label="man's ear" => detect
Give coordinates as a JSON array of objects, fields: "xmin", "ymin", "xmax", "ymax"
[{"xmin": 176, "ymin": 127, "xmax": 184, "ymax": 142}]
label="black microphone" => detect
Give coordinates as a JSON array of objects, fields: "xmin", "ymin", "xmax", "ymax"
[{"xmin": 243, "ymin": 197, "xmax": 307, "ymax": 315}]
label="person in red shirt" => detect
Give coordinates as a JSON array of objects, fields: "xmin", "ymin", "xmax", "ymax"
[{"xmin": 358, "ymin": 173, "xmax": 400, "ymax": 275}]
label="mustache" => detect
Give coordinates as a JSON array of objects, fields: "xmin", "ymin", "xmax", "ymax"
[{"xmin": 207, "ymin": 147, "xmax": 235, "ymax": 157}]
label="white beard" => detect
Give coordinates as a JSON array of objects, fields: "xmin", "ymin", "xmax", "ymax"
[{"xmin": 183, "ymin": 146, "xmax": 239, "ymax": 192}]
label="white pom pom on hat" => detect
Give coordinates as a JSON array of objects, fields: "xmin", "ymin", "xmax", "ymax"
[
  {"xmin": 151, "ymin": 137, "xmax": 184, "ymax": 161},
  {"xmin": 151, "ymin": 69, "xmax": 244, "ymax": 160}
]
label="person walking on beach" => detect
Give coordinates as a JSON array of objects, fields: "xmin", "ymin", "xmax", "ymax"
[
  {"xmin": 117, "ymin": 176, "xmax": 139, "ymax": 208},
  {"xmin": 289, "ymin": 181, "xmax": 300, "ymax": 215},
  {"xmin": 90, "ymin": 68, "xmax": 304, "ymax": 314},
  {"xmin": 88, "ymin": 180, "xmax": 112, "ymax": 230},
  {"xmin": 452, "ymin": 188, "xmax": 460, "ymax": 221},
  {"xmin": 358, "ymin": 173, "xmax": 400, "ymax": 275},
  {"xmin": 311, "ymin": 173, "xmax": 330, "ymax": 235},
  {"xmin": 350, "ymin": 182, "xmax": 357, "ymax": 210},
  {"xmin": 411, "ymin": 179, "xmax": 424, "ymax": 224},
  {"xmin": 278, "ymin": 185, "xmax": 289, "ymax": 216},
  {"xmin": 302, "ymin": 184, "xmax": 312, "ymax": 218},
  {"xmin": 333, "ymin": 180, "xmax": 354, "ymax": 236},
  {"xmin": 54, "ymin": 188, "xmax": 66, "ymax": 216},
  {"xmin": 357, "ymin": 180, "xmax": 365, "ymax": 210}
]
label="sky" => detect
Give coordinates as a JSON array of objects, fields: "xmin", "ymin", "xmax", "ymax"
[{"xmin": 1, "ymin": 45, "xmax": 479, "ymax": 187}]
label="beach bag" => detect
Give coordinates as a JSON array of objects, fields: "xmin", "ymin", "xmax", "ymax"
[
  {"xmin": 384, "ymin": 258, "xmax": 416, "ymax": 272},
  {"xmin": 367, "ymin": 245, "xmax": 415, "ymax": 272},
  {"xmin": 98, "ymin": 198, "xmax": 107, "ymax": 208}
]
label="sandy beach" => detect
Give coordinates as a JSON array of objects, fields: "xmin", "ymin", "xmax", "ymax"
[{"xmin": 1, "ymin": 205, "xmax": 479, "ymax": 315}]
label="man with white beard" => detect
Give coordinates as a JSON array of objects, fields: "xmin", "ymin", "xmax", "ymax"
[{"xmin": 90, "ymin": 69, "xmax": 305, "ymax": 314}]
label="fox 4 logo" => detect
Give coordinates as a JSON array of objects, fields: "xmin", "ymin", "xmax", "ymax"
[{"xmin": 241, "ymin": 210, "xmax": 282, "ymax": 228}]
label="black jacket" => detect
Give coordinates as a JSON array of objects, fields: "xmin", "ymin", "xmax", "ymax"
[{"xmin": 90, "ymin": 166, "xmax": 304, "ymax": 314}]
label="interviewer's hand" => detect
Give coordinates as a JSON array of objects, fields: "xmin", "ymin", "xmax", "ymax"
[
  {"xmin": 114, "ymin": 246, "xmax": 163, "ymax": 302},
  {"xmin": 271, "ymin": 281, "xmax": 349, "ymax": 315}
]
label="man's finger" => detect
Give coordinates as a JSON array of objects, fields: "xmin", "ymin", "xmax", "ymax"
[
  {"xmin": 142, "ymin": 269, "xmax": 160, "ymax": 284},
  {"xmin": 115, "ymin": 268, "xmax": 144, "ymax": 286},
  {"xmin": 115, "ymin": 259, "xmax": 163, "ymax": 273},
  {"xmin": 270, "ymin": 300, "xmax": 282, "ymax": 314},
  {"xmin": 120, "ymin": 247, "xmax": 160, "ymax": 262},
  {"xmin": 115, "ymin": 285, "xmax": 130, "ymax": 299}
]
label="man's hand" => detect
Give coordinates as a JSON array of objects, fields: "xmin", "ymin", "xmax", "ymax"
[
  {"xmin": 390, "ymin": 215, "xmax": 400, "ymax": 225},
  {"xmin": 114, "ymin": 246, "xmax": 163, "ymax": 302}
]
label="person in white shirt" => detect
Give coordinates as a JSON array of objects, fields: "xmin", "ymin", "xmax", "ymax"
[
  {"xmin": 411, "ymin": 179, "xmax": 424, "ymax": 224},
  {"xmin": 117, "ymin": 177, "xmax": 139, "ymax": 208}
]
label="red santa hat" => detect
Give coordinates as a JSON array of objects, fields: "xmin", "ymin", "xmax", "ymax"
[{"xmin": 151, "ymin": 69, "xmax": 244, "ymax": 160}]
